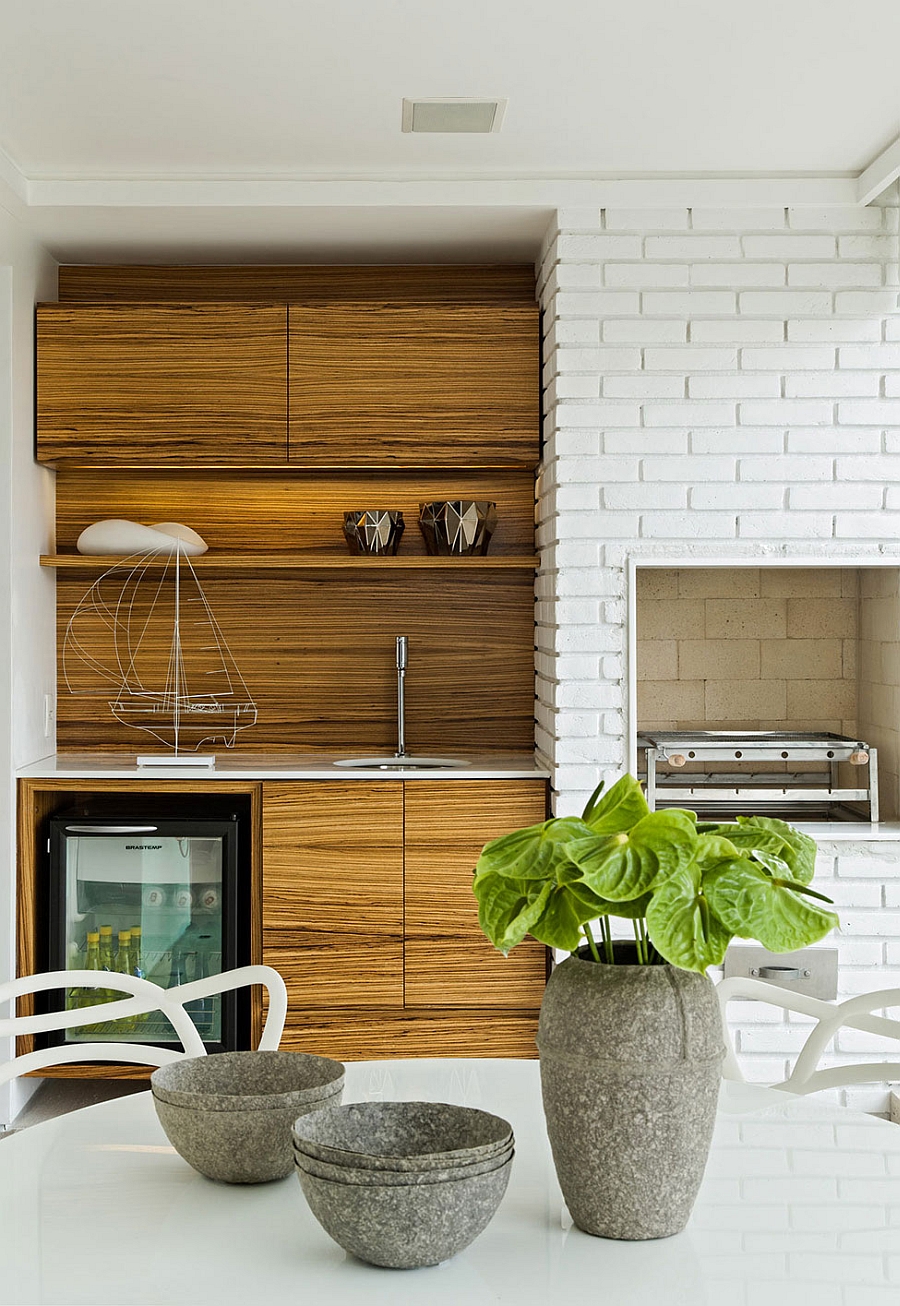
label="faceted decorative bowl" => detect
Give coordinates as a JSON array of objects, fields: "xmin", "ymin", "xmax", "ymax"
[
  {"xmin": 417, "ymin": 501, "xmax": 497, "ymax": 556},
  {"xmin": 151, "ymin": 1050, "xmax": 344, "ymax": 1184},
  {"xmin": 343, "ymin": 509, "xmax": 405, "ymax": 555}
]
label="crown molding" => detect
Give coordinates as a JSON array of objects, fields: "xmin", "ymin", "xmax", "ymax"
[
  {"xmin": 857, "ymin": 135, "xmax": 900, "ymax": 205},
  {"xmin": 22, "ymin": 173, "xmax": 860, "ymax": 209},
  {"xmin": 0, "ymin": 143, "xmax": 28, "ymax": 215}
]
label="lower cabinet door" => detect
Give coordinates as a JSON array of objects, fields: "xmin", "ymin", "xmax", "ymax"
[
  {"xmin": 262, "ymin": 781, "xmax": 404, "ymax": 1012},
  {"xmin": 403, "ymin": 780, "xmax": 548, "ymax": 1008}
]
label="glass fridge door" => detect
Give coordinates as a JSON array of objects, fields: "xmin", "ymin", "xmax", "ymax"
[{"xmin": 49, "ymin": 819, "xmax": 238, "ymax": 1050}]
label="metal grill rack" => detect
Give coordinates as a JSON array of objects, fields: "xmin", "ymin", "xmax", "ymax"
[{"xmin": 636, "ymin": 731, "xmax": 878, "ymax": 823}]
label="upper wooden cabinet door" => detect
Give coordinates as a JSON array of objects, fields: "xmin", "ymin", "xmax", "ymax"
[
  {"xmin": 288, "ymin": 303, "xmax": 540, "ymax": 467},
  {"xmin": 36, "ymin": 303, "xmax": 288, "ymax": 465},
  {"xmin": 403, "ymin": 780, "xmax": 548, "ymax": 1008}
]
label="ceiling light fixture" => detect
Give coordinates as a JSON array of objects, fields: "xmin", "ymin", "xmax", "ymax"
[{"xmin": 401, "ymin": 98, "xmax": 507, "ymax": 134}]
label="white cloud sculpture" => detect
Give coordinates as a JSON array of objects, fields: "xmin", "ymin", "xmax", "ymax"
[{"xmin": 76, "ymin": 519, "xmax": 208, "ymax": 556}]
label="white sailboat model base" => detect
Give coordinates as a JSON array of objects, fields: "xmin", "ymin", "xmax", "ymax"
[{"xmin": 64, "ymin": 541, "xmax": 258, "ymax": 760}]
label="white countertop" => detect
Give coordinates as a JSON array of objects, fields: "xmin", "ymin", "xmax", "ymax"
[
  {"xmin": 16, "ymin": 751, "xmax": 550, "ymax": 781},
  {"xmin": 2, "ymin": 1061, "xmax": 899, "ymax": 1305},
  {"xmin": 793, "ymin": 821, "xmax": 900, "ymax": 841}
]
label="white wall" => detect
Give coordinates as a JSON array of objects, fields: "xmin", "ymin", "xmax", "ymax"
[
  {"xmin": 536, "ymin": 194, "xmax": 900, "ymax": 1110},
  {"xmin": 0, "ymin": 196, "xmax": 57, "ymax": 1125}
]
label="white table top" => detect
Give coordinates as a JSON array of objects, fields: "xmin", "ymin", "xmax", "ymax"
[{"xmin": 2, "ymin": 1060, "xmax": 899, "ymax": 1305}]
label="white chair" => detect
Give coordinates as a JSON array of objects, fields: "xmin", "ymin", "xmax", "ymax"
[
  {"xmin": 718, "ymin": 975, "xmax": 900, "ymax": 1094},
  {"xmin": 0, "ymin": 964, "xmax": 288, "ymax": 1088}
]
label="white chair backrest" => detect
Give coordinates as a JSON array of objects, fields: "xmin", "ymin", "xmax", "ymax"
[
  {"xmin": 0, "ymin": 964, "xmax": 288, "ymax": 1088},
  {"xmin": 717, "ymin": 976, "xmax": 900, "ymax": 1094}
]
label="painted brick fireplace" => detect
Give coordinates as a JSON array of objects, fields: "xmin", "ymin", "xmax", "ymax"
[{"xmin": 536, "ymin": 194, "xmax": 900, "ymax": 1110}]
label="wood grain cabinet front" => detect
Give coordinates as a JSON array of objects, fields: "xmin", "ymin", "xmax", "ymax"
[
  {"xmin": 261, "ymin": 778, "xmax": 548, "ymax": 1058},
  {"xmin": 404, "ymin": 781, "xmax": 548, "ymax": 1007},
  {"xmin": 36, "ymin": 303, "xmax": 288, "ymax": 465},
  {"xmin": 261, "ymin": 781, "xmax": 404, "ymax": 1011},
  {"xmin": 288, "ymin": 302, "xmax": 541, "ymax": 467}
]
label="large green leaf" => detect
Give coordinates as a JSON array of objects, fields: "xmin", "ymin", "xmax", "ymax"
[
  {"xmin": 736, "ymin": 816, "xmax": 817, "ymax": 885},
  {"xmin": 473, "ymin": 873, "xmax": 554, "ymax": 954},
  {"xmin": 564, "ymin": 880, "xmax": 652, "ymax": 921},
  {"xmin": 703, "ymin": 859, "xmax": 839, "ymax": 952},
  {"xmin": 580, "ymin": 774, "xmax": 650, "ymax": 835},
  {"xmin": 699, "ymin": 824, "xmax": 787, "ymax": 856},
  {"xmin": 474, "ymin": 817, "xmax": 595, "ymax": 882},
  {"xmin": 527, "ymin": 885, "xmax": 592, "ymax": 951},
  {"xmin": 567, "ymin": 810, "xmax": 697, "ymax": 902},
  {"xmin": 645, "ymin": 862, "xmax": 731, "ymax": 973},
  {"xmin": 749, "ymin": 849, "xmax": 793, "ymax": 878},
  {"xmin": 473, "ymin": 858, "xmax": 628, "ymax": 955},
  {"xmin": 694, "ymin": 833, "xmax": 741, "ymax": 862}
]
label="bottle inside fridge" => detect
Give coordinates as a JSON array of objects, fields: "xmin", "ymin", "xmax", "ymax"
[{"xmin": 48, "ymin": 816, "xmax": 242, "ymax": 1053}]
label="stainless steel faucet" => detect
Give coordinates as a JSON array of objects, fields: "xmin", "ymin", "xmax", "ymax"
[{"xmin": 395, "ymin": 636, "xmax": 408, "ymax": 757}]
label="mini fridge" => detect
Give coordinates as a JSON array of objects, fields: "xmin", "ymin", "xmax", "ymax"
[{"xmin": 45, "ymin": 816, "xmax": 245, "ymax": 1054}]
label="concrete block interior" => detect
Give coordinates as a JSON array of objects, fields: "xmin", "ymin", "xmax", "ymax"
[{"xmin": 634, "ymin": 565, "xmax": 900, "ymax": 820}]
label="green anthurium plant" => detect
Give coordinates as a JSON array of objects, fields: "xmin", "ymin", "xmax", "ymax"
[{"xmin": 472, "ymin": 775, "xmax": 839, "ymax": 974}]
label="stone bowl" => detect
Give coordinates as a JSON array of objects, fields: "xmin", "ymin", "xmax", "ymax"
[
  {"xmin": 290, "ymin": 1100, "xmax": 513, "ymax": 1172},
  {"xmin": 295, "ymin": 1153, "xmax": 513, "ymax": 1268},
  {"xmin": 292, "ymin": 1140, "xmax": 514, "ymax": 1186},
  {"xmin": 151, "ymin": 1050, "xmax": 345, "ymax": 1184}
]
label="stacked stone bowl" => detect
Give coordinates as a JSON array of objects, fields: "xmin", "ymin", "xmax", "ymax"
[
  {"xmin": 151, "ymin": 1050, "xmax": 345, "ymax": 1184},
  {"xmin": 291, "ymin": 1100, "xmax": 514, "ymax": 1268}
]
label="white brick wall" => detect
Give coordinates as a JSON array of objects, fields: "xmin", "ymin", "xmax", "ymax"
[
  {"xmin": 537, "ymin": 196, "xmax": 900, "ymax": 803},
  {"xmin": 537, "ymin": 198, "xmax": 900, "ymax": 1106}
]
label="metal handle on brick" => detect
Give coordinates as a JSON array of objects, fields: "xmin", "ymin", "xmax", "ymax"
[{"xmin": 751, "ymin": 965, "xmax": 809, "ymax": 981}]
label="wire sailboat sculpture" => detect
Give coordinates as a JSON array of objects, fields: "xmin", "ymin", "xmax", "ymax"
[{"xmin": 63, "ymin": 542, "xmax": 257, "ymax": 755}]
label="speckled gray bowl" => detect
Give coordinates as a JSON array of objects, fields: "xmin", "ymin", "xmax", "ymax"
[
  {"xmin": 292, "ymin": 1141, "xmax": 515, "ymax": 1186},
  {"xmin": 151, "ymin": 1051, "xmax": 345, "ymax": 1184},
  {"xmin": 291, "ymin": 1100, "xmax": 513, "ymax": 1172},
  {"xmin": 295, "ymin": 1154, "xmax": 513, "ymax": 1268}
]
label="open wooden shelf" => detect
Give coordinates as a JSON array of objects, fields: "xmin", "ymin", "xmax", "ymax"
[{"xmin": 41, "ymin": 553, "xmax": 540, "ymax": 572}]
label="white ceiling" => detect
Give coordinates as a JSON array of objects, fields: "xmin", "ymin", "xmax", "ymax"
[{"xmin": 1, "ymin": 0, "xmax": 899, "ymax": 261}]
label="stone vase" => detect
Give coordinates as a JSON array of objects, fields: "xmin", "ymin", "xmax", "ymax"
[{"xmin": 536, "ymin": 947, "xmax": 724, "ymax": 1240}]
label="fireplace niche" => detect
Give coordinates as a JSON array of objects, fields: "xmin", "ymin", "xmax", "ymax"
[{"xmin": 634, "ymin": 565, "xmax": 900, "ymax": 821}]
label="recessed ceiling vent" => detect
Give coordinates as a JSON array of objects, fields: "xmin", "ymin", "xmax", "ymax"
[{"xmin": 402, "ymin": 98, "xmax": 506, "ymax": 134}]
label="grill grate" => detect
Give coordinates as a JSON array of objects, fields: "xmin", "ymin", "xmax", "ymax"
[{"xmin": 636, "ymin": 731, "xmax": 878, "ymax": 823}]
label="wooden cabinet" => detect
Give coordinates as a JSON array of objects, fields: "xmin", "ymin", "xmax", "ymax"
[
  {"xmin": 262, "ymin": 782, "xmax": 404, "ymax": 1010},
  {"xmin": 404, "ymin": 782, "xmax": 547, "ymax": 1007},
  {"xmin": 262, "ymin": 778, "xmax": 548, "ymax": 1058},
  {"xmin": 36, "ymin": 303, "xmax": 288, "ymax": 465},
  {"xmin": 17, "ymin": 775, "xmax": 547, "ymax": 1073},
  {"xmin": 288, "ymin": 303, "xmax": 540, "ymax": 467},
  {"xmin": 36, "ymin": 297, "xmax": 540, "ymax": 469}
]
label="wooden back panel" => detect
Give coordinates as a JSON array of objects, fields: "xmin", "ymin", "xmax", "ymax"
[
  {"xmin": 53, "ymin": 467, "xmax": 537, "ymax": 754},
  {"xmin": 56, "ymin": 265, "xmax": 537, "ymax": 304},
  {"xmin": 55, "ymin": 570, "xmax": 536, "ymax": 753},
  {"xmin": 54, "ymin": 468, "xmax": 536, "ymax": 556}
]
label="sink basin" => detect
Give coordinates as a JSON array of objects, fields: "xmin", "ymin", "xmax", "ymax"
[{"xmin": 333, "ymin": 756, "xmax": 470, "ymax": 770}]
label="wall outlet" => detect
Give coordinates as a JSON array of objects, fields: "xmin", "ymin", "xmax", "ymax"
[
  {"xmin": 723, "ymin": 944, "xmax": 838, "ymax": 1001},
  {"xmin": 43, "ymin": 693, "xmax": 55, "ymax": 738}
]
